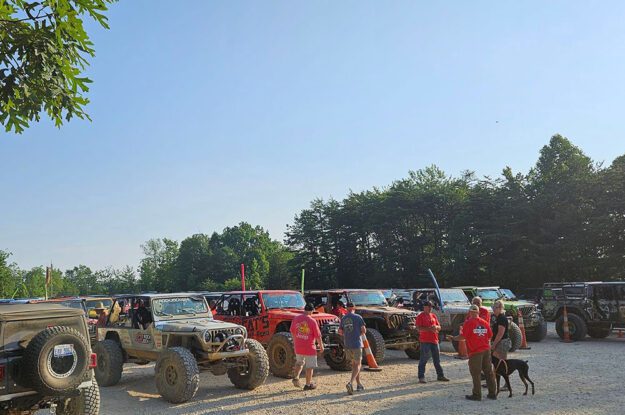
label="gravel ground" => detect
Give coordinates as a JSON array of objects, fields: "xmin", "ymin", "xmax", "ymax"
[{"xmin": 91, "ymin": 324, "xmax": 625, "ymax": 415}]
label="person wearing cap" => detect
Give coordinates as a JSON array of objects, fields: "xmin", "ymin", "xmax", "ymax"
[
  {"xmin": 451, "ymin": 304, "xmax": 497, "ymax": 401},
  {"xmin": 290, "ymin": 303, "xmax": 324, "ymax": 390},
  {"xmin": 94, "ymin": 302, "xmax": 109, "ymax": 327},
  {"xmin": 469, "ymin": 296, "xmax": 490, "ymax": 323},
  {"xmin": 339, "ymin": 302, "xmax": 366, "ymax": 395},
  {"xmin": 415, "ymin": 301, "xmax": 449, "ymax": 383}
]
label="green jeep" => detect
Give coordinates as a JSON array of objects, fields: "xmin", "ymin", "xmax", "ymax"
[{"xmin": 455, "ymin": 286, "xmax": 548, "ymax": 346}]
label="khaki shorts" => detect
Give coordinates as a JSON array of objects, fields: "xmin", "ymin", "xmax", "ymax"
[
  {"xmin": 295, "ymin": 354, "xmax": 318, "ymax": 369},
  {"xmin": 346, "ymin": 348, "xmax": 363, "ymax": 363},
  {"xmin": 493, "ymin": 338, "xmax": 511, "ymax": 359}
]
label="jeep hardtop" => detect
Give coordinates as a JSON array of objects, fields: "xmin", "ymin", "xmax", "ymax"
[
  {"xmin": 542, "ymin": 281, "xmax": 625, "ymax": 341},
  {"xmin": 0, "ymin": 303, "xmax": 99, "ymax": 415}
]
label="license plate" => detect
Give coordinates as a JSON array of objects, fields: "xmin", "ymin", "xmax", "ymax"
[{"xmin": 54, "ymin": 344, "xmax": 75, "ymax": 357}]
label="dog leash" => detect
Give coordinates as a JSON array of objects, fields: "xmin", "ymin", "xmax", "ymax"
[{"xmin": 495, "ymin": 358, "xmax": 508, "ymax": 374}]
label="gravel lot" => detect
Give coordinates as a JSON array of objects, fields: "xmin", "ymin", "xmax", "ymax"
[{"xmin": 93, "ymin": 324, "xmax": 625, "ymax": 415}]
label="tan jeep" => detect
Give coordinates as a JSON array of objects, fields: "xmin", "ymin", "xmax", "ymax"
[{"xmin": 93, "ymin": 293, "xmax": 268, "ymax": 403}]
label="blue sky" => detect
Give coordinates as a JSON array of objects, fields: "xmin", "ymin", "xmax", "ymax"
[{"xmin": 2, "ymin": 1, "xmax": 625, "ymax": 271}]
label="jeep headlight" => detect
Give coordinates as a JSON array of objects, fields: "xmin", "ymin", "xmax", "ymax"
[
  {"xmin": 235, "ymin": 327, "xmax": 246, "ymax": 337},
  {"xmin": 203, "ymin": 330, "xmax": 212, "ymax": 343}
]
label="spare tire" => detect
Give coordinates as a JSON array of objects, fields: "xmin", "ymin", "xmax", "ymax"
[
  {"xmin": 508, "ymin": 322, "xmax": 522, "ymax": 352},
  {"xmin": 22, "ymin": 326, "xmax": 90, "ymax": 396}
]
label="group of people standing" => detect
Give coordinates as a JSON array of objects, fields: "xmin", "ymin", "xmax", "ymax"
[{"xmin": 289, "ymin": 296, "xmax": 511, "ymax": 402}]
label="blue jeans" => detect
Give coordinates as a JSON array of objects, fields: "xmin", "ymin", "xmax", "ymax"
[{"xmin": 418, "ymin": 342, "xmax": 444, "ymax": 379}]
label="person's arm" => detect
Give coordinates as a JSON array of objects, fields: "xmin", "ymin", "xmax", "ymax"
[
  {"xmin": 315, "ymin": 325, "xmax": 324, "ymax": 353},
  {"xmin": 360, "ymin": 317, "xmax": 367, "ymax": 335}
]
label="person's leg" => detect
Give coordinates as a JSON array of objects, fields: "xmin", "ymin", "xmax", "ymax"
[
  {"xmin": 467, "ymin": 353, "xmax": 482, "ymax": 398},
  {"xmin": 431, "ymin": 343, "xmax": 445, "ymax": 378},
  {"xmin": 305, "ymin": 368, "xmax": 313, "ymax": 386},
  {"xmin": 482, "ymin": 350, "xmax": 497, "ymax": 397},
  {"xmin": 293, "ymin": 355, "xmax": 304, "ymax": 387},
  {"xmin": 418, "ymin": 343, "xmax": 431, "ymax": 380}
]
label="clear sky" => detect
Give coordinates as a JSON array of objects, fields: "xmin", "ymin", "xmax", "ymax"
[{"xmin": 2, "ymin": 1, "xmax": 625, "ymax": 271}]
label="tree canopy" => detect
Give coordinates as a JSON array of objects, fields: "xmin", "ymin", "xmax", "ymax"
[{"xmin": 0, "ymin": 0, "xmax": 115, "ymax": 133}]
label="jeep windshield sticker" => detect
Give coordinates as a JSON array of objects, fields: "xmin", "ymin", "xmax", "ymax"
[
  {"xmin": 153, "ymin": 297, "xmax": 208, "ymax": 317},
  {"xmin": 263, "ymin": 293, "xmax": 306, "ymax": 309},
  {"xmin": 135, "ymin": 333, "xmax": 152, "ymax": 344}
]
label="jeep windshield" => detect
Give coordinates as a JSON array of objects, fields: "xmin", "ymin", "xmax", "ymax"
[
  {"xmin": 476, "ymin": 289, "xmax": 502, "ymax": 300},
  {"xmin": 152, "ymin": 297, "xmax": 209, "ymax": 318},
  {"xmin": 499, "ymin": 289, "xmax": 518, "ymax": 300},
  {"xmin": 347, "ymin": 291, "xmax": 387, "ymax": 306},
  {"xmin": 263, "ymin": 293, "xmax": 306, "ymax": 309},
  {"xmin": 85, "ymin": 299, "xmax": 113, "ymax": 309},
  {"xmin": 440, "ymin": 289, "xmax": 470, "ymax": 304}
]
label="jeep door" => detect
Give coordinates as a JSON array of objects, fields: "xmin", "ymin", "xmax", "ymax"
[{"xmin": 242, "ymin": 294, "xmax": 270, "ymax": 342}]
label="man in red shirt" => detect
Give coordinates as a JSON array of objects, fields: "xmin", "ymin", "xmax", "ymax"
[
  {"xmin": 290, "ymin": 303, "xmax": 324, "ymax": 390},
  {"xmin": 464, "ymin": 296, "xmax": 490, "ymax": 323},
  {"xmin": 452, "ymin": 305, "xmax": 497, "ymax": 401},
  {"xmin": 415, "ymin": 301, "xmax": 449, "ymax": 383}
]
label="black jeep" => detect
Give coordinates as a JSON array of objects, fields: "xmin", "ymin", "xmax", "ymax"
[
  {"xmin": 0, "ymin": 303, "xmax": 99, "ymax": 414},
  {"xmin": 542, "ymin": 281, "xmax": 625, "ymax": 341}
]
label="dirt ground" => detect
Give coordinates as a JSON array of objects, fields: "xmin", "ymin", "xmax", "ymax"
[{"xmin": 90, "ymin": 324, "xmax": 625, "ymax": 415}]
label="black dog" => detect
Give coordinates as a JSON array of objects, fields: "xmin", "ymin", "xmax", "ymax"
[{"xmin": 491, "ymin": 356, "xmax": 535, "ymax": 397}]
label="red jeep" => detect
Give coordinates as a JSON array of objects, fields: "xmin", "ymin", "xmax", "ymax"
[{"xmin": 211, "ymin": 290, "xmax": 341, "ymax": 378}]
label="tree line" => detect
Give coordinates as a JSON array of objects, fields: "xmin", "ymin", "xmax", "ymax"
[{"xmin": 1, "ymin": 135, "xmax": 623, "ymax": 298}]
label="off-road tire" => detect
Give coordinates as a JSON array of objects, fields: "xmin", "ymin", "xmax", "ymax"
[
  {"xmin": 155, "ymin": 347, "xmax": 199, "ymax": 404},
  {"xmin": 267, "ymin": 332, "xmax": 296, "ymax": 378},
  {"xmin": 508, "ymin": 322, "xmax": 522, "ymax": 352},
  {"xmin": 556, "ymin": 313, "xmax": 588, "ymax": 341},
  {"xmin": 22, "ymin": 326, "xmax": 90, "ymax": 396},
  {"xmin": 59, "ymin": 374, "xmax": 100, "ymax": 415},
  {"xmin": 587, "ymin": 326, "xmax": 611, "ymax": 339},
  {"xmin": 526, "ymin": 320, "xmax": 548, "ymax": 342},
  {"xmin": 324, "ymin": 334, "xmax": 351, "ymax": 371},
  {"xmin": 363, "ymin": 328, "xmax": 385, "ymax": 365},
  {"xmin": 404, "ymin": 343, "xmax": 420, "ymax": 359},
  {"xmin": 93, "ymin": 340, "xmax": 124, "ymax": 387},
  {"xmin": 228, "ymin": 339, "xmax": 269, "ymax": 389}
]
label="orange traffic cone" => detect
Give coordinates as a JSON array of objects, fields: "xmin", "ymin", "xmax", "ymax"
[
  {"xmin": 455, "ymin": 326, "xmax": 468, "ymax": 360},
  {"xmin": 361, "ymin": 334, "xmax": 383, "ymax": 372},
  {"xmin": 561, "ymin": 305, "xmax": 572, "ymax": 343},
  {"xmin": 517, "ymin": 310, "xmax": 531, "ymax": 350}
]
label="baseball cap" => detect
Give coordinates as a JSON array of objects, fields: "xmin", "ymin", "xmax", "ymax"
[
  {"xmin": 469, "ymin": 305, "xmax": 479, "ymax": 312},
  {"xmin": 304, "ymin": 303, "xmax": 314, "ymax": 311},
  {"xmin": 346, "ymin": 302, "xmax": 355, "ymax": 308}
]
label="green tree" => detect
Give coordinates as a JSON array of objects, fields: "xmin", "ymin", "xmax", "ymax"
[
  {"xmin": 64, "ymin": 265, "xmax": 99, "ymax": 295},
  {"xmin": 0, "ymin": 0, "xmax": 116, "ymax": 133},
  {"xmin": 139, "ymin": 238, "xmax": 179, "ymax": 292},
  {"xmin": 0, "ymin": 250, "xmax": 19, "ymax": 298}
]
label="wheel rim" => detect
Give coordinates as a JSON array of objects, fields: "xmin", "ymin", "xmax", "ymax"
[
  {"xmin": 328, "ymin": 348, "xmax": 346, "ymax": 364},
  {"xmin": 272, "ymin": 345, "xmax": 286, "ymax": 368},
  {"xmin": 165, "ymin": 365, "xmax": 178, "ymax": 386},
  {"xmin": 47, "ymin": 349, "xmax": 78, "ymax": 379},
  {"xmin": 567, "ymin": 322, "xmax": 577, "ymax": 335}
]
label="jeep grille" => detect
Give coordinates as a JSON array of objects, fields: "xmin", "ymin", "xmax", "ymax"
[
  {"xmin": 389, "ymin": 314, "xmax": 414, "ymax": 330},
  {"xmin": 518, "ymin": 306, "xmax": 536, "ymax": 317}
]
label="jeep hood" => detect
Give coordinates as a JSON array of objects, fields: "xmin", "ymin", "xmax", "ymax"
[
  {"xmin": 268, "ymin": 309, "xmax": 339, "ymax": 322},
  {"xmin": 357, "ymin": 306, "xmax": 416, "ymax": 315},
  {"xmin": 155, "ymin": 318, "xmax": 242, "ymax": 332}
]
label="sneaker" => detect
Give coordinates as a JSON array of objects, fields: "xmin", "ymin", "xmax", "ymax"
[
  {"xmin": 346, "ymin": 382, "xmax": 354, "ymax": 395},
  {"xmin": 356, "ymin": 384, "xmax": 365, "ymax": 392},
  {"xmin": 418, "ymin": 378, "xmax": 427, "ymax": 384},
  {"xmin": 487, "ymin": 394, "xmax": 497, "ymax": 400},
  {"xmin": 303, "ymin": 383, "xmax": 317, "ymax": 391},
  {"xmin": 292, "ymin": 378, "xmax": 301, "ymax": 388},
  {"xmin": 437, "ymin": 376, "xmax": 450, "ymax": 382},
  {"xmin": 465, "ymin": 394, "xmax": 481, "ymax": 401}
]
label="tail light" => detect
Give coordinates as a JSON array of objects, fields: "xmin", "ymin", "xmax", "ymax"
[{"xmin": 89, "ymin": 353, "xmax": 97, "ymax": 368}]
